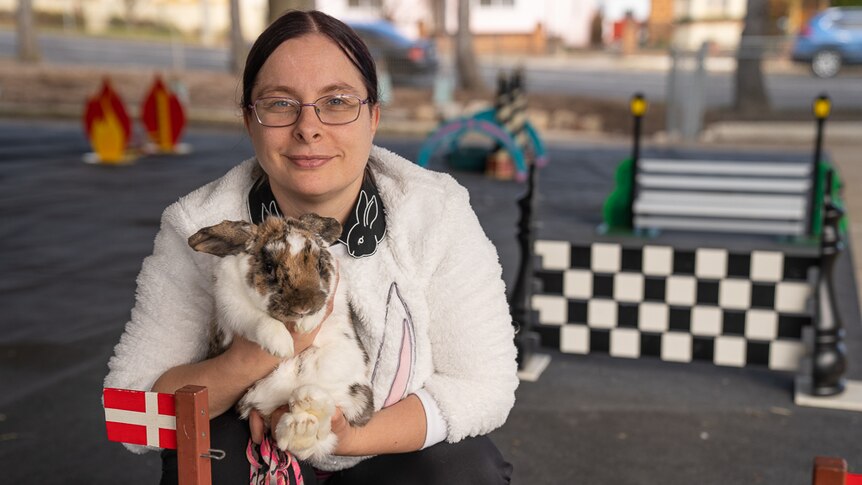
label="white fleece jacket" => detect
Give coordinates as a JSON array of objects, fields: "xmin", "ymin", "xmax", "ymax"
[{"xmin": 104, "ymin": 145, "xmax": 518, "ymax": 469}]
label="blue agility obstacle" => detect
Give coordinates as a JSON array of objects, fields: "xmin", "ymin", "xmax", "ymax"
[{"xmin": 416, "ymin": 69, "xmax": 547, "ymax": 182}]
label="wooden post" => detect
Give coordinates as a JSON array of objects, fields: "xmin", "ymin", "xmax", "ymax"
[
  {"xmin": 813, "ymin": 456, "xmax": 847, "ymax": 485},
  {"xmin": 175, "ymin": 385, "xmax": 212, "ymax": 485}
]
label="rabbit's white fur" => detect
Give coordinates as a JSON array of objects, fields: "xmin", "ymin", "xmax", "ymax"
[
  {"xmin": 189, "ymin": 216, "xmax": 373, "ymax": 463},
  {"xmin": 212, "ymin": 252, "xmax": 329, "ymax": 358},
  {"xmin": 237, "ymin": 269, "xmax": 374, "ymax": 461}
]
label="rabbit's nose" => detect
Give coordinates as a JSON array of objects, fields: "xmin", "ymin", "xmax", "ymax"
[{"xmin": 294, "ymin": 304, "xmax": 312, "ymax": 316}]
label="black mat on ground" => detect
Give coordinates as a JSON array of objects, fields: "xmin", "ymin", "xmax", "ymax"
[{"xmin": 1, "ymin": 120, "xmax": 859, "ymax": 484}]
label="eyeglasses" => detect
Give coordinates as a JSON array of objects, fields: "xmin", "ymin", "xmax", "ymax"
[{"xmin": 249, "ymin": 94, "xmax": 371, "ymax": 127}]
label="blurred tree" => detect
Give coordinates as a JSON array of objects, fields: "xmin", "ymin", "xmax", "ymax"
[
  {"xmin": 734, "ymin": 0, "xmax": 770, "ymax": 114},
  {"xmin": 268, "ymin": 0, "xmax": 315, "ymax": 24},
  {"xmin": 589, "ymin": 9, "xmax": 604, "ymax": 48},
  {"xmin": 430, "ymin": 0, "xmax": 446, "ymax": 36},
  {"xmin": 123, "ymin": 0, "xmax": 139, "ymax": 29},
  {"xmin": 832, "ymin": 0, "xmax": 862, "ymax": 5},
  {"xmin": 229, "ymin": 0, "xmax": 246, "ymax": 74},
  {"xmin": 455, "ymin": 0, "xmax": 485, "ymax": 91},
  {"xmin": 17, "ymin": 0, "xmax": 40, "ymax": 63}
]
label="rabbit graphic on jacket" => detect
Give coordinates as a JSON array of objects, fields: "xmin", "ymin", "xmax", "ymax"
[{"xmin": 188, "ymin": 214, "xmax": 373, "ymax": 463}]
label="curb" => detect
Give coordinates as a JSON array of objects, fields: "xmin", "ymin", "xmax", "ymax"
[{"xmin": 2, "ymin": 102, "xmax": 859, "ymax": 147}]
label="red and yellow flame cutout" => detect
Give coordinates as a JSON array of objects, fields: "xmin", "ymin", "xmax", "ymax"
[
  {"xmin": 83, "ymin": 79, "xmax": 132, "ymax": 164},
  {"xmin": 141, "ymin": 76, "xmax": 186, "ymax": 152}
]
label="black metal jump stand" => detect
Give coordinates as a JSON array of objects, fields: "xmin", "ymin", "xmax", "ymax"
[
  {"xmin": 510, "ymin": 158, "xmax": 539, "ymax": 371},
  {"xmin": 628, "ymin": 93, "xmax": 647, "ymax": 231},
  {"xmin": 813, "ymin": 168, "xmax": 848, "ymax": 396}
]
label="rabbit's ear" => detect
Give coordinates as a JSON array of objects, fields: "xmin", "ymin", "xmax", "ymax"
[
  {"xmin": 363, "ymin": 195, "xmax": 378, "ymax": 229},
  {"xmin": 299, "ymin": 213, "xmax": 342, "ymax": 245},
  {"xmin": 188, "ymin": 220, "xmax": 255, "ymax": 257}
]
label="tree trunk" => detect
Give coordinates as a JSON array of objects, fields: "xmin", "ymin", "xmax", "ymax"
[
  {"xmin": 734, "ymin": 0, "xmax": 770, "ymax": 114},
  {"xmin": 229, "ymin": 0, "xmax": 246, "ymax": 74},
  {"xmin": 267, "ymin": 0, "xmax": 315, "ymax": 24},
  {"xmin": 431, "ymin": 0, "xmax": 446, "ymax": 36},
  {"xmin": 17, "ymin": 0, "xmax": 40, "ymax": 63},
  {"xmin": 455, "ymin": 0, "xmax": 485, "ymax": 91}
]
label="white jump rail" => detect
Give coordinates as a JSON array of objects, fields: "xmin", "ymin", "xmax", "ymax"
[{"xmin": 633, "ymin": 158, "xmax": 815, "ymax": 237}]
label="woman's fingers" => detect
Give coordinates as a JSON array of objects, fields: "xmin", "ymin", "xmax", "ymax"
[
  {"xmin": 270, "ymin": 403, "xmax": 290, "ymax": 430},
  {"xmin": 249, "ymin": 409, "xmax": 265, "ymax": 444}
]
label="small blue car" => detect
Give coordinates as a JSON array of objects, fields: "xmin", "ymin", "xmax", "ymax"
[{"xmin": 791, "ymin": 7, "xmax": 862, "ymax": 78}]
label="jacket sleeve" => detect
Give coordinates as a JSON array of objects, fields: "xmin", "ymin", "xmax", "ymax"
[
  {"xmin": 103, "ymin": 200, "xmax": 216, "ymax": 452},
  {"xmin": 420, "ymin": 183, "xmax": 519, "ymax": 443}
]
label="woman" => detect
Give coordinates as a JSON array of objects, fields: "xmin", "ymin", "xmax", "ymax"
[{"xmin": 104, "ymin": 9, "xmax": 517, "ymax": 484}]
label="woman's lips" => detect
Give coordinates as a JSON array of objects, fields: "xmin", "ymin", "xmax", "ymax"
[{"xmin": 287, "ymin": 155, "xmax": 333, "ymax": 169}]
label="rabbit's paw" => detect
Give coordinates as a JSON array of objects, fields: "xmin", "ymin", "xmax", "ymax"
[
  {"xmin": 236, "ymin": 374, "xmax": 285, "ymax": 419},
  {"xmin": 256, "ymin": 318, "xmax": 295, "ymax": 358},
  {"xmin": 236, "ymin": 389, "xmax": 261, "ymax": 420},
  {"xmin": 274, "ymin": 386, "xmax": 336, "ymax": 460}
]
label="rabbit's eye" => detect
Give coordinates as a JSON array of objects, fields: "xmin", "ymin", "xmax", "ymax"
[{"xmin": 263, "ymin": 260, "xmax": 276, "ymax": 275}]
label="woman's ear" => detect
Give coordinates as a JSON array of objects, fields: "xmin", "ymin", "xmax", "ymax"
[
  {"xmin": 243, "ymin": 109, "xmax": 252, "ymax": 135},
  {"xmin": 369, "ymin": 103, "xmax": 381, "ymax": 136}
]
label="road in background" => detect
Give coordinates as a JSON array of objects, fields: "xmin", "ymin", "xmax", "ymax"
[{"xmin": 1, "ymin": 30, "xmax": 860, "ymax": 111}]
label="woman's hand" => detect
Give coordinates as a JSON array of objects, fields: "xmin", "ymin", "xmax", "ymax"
[
  {"xmin": 222, "ymin": 335, "xmax": 281, "ymax": 376},
  {"xmin": 289, "ymin": 322, "xmax": 323, "ymax": 356},
  {"xmin": 329, "ymin": 407, "xmax": 360, "ymax": 454}
]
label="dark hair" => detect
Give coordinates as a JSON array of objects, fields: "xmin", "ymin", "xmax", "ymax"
[{"xmin": 241, "ymin": 10, "xmax": 379, "ymax": 111}]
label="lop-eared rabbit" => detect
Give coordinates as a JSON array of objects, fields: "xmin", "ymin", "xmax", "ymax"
[{"xmin": 188, "ymin": 214, "xmax": 373, "ymax": 461}]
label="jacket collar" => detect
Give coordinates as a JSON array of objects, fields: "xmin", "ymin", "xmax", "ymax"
[{"xmin": 247, "ymin": 169, "xmax": 387, "ymax": 259}]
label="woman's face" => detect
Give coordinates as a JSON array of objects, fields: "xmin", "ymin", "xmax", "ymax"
[{"xmin": 246, "ymin": 33, "xmax": 379, "ymax": 216}]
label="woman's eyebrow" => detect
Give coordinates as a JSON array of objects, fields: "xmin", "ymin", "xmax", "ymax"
[
  {"xmin": 254, "ymin": 84, "xmax": 298, "ymax": 98},
  {"xmin": 254, "ymin": 82, "xmax": 360, "ymax": 99},
  {"xmin": 319, "ymin": 82, "xmax": 360, "ymax": 95}
]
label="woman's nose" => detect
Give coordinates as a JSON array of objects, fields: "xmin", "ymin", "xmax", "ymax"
[{"xmin": 292, "ymin": 107, "xmax": 323, "ymax": 142}]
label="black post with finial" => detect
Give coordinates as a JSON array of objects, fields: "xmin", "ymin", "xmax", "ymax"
[
  {"xmin": 809, "ymin": 93, "xmax": 830, "ymax": 236},
  {"xmin": 629, "ymin": 93, "xmax": 647, "ymax": 228},
  {"xmin": 813, "ymin": 168, "xmax": 848, "ymax": 396},
  {"xmin": 509, "ymin": 72, "xmax": 539, "ymax": 371}
]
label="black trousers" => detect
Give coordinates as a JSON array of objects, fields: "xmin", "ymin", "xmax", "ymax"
[{"xmin": 161, "ymin": 409, "xmax": 512, "ymax": 485}]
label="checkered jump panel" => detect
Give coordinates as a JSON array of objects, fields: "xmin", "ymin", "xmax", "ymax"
[{"xmin": 531, "ymin": 241, "xmax": 820, "ymax": 371}]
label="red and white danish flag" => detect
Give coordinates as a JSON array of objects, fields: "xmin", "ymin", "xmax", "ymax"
[{"xmin": 103, "ymin": 388, "xmax": 178, "ymax": 449}]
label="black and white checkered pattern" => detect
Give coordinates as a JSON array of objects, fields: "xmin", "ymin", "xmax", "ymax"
[{"xmin": 531, "ymin": 241, "xmax": 820, "ymax": 371}]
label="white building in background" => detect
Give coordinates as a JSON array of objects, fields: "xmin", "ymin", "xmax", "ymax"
[
  {"xmin": 0, "ymin": 0, "xmax": 267, "ymax": 45},
  {"xmin": 1, "ymin": 0, "xmax": 651, "ymax": 50}
]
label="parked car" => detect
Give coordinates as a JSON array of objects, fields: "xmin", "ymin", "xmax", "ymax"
[
  {"xmin": 348, "ymin": 20, "xmax": 439, "ymax": 87},
  {"xmin": 791, "ymin": 7, "xmax": 862, "ymax": 78}
]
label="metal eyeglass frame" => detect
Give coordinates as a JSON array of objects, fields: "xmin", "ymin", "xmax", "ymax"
[{"xmin": 249, "ymin": 94, "xmax": 371, "ymax": 127}]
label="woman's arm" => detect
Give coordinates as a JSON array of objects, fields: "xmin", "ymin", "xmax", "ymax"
[
  {"xmin": 420, "ymin": 183, "xmax": 519, "ymax": 442},
  {"xmin": 331, "ymin": 393, "xmax": 426, "ymax": 455},
  {"xmin": 153, "ymin": 327, "xmax": 321, "ymax": 417},
  {"xmin": 254, "ymin": 393, "xmax": 427, "ymax": 455}
]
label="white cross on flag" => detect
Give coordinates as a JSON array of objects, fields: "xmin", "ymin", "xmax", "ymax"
[{"xmin": 103, "ymin": 387, "xmax": 178, "ymax": 449}]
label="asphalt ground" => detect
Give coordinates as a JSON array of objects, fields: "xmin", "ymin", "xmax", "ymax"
[{"xmin": 0, "ymin": 119, "xmax": 860, "ymax": 484}]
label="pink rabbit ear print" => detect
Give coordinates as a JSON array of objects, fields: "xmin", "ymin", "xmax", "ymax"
[
  {"xmin": 344, "ymin": 189, "xmax": 386, "ymax": 258},
  {"xmin": 371, "ymin": 282, "xmax": 416, "ymax": 409}
]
